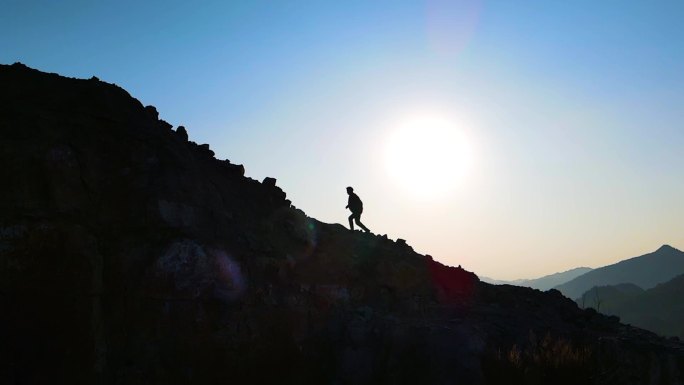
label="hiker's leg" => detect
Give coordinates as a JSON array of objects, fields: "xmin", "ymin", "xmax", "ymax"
[
  {"xmin": 348, "ymin": 214, "xmax": 355, "ymax": 230},
  {"xmin": 355, "ymin": 216, "xmax": 370, "ymax": 233}
]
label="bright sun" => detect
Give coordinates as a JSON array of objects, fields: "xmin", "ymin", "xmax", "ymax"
[{"xmin": 385, "ymin": 115, "xmax": 473, "ymax": 199}]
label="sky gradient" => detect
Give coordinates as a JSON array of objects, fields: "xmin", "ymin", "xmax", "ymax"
[{"xmin": 2, "ymin": 0, "xmax": 683, "ymax": 280}]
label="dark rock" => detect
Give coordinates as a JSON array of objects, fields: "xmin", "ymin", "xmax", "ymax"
[
  {"xmin": 158, "ymin": 119, "xmax": 173, "ymax": 131},
  {"xmin": 144, "ymin": 105, "xmax": 159, "ymax": 120},
  {"xmin": 1, "ymin": 64, "xmax": 683, "ymax": 385},
  {"xmin": 198, "ymin": 143, "xmax": 214, "ymax": 157},
  {"xmin": 219, "ymin": 159, "xmax": 245, "ymax": 177},
  {"xmin": 584, "ymin": 307, "xmax": 598, "ymax": 317},
  {"xmin": 263, "ymin": 176, "xmax": 277, "ymax": 187},
  {"xmin": 176, "ymin": 125, "xmax": 188, "ymax": 141}
]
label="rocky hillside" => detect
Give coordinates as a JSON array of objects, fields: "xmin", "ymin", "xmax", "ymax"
[{"xmin": 2, "ymin": 63, "xmax": 684, "ymax": 385}]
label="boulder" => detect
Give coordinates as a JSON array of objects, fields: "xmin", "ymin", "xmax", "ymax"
[{"xmin": 176, "ymin": 125, "xmax": 188, "ymax": 141}]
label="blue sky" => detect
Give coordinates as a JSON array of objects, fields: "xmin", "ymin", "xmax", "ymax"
[{"xmin": 2, "ymin": 0, "xmax": 683, "ymax": 279}]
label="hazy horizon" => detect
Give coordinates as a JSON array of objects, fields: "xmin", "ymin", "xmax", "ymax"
[{"xmin": 3, "ymin": 1, "xmax": 683, "ymax": 280}]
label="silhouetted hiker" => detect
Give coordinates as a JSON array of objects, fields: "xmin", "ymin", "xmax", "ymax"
[{"xmin": 346, "ymin": 186, "xmax": 370, "ymax": 232}]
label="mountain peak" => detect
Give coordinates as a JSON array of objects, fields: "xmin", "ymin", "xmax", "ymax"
[
  {"xmin": 656, "ymin": 244, "xmax": 677, "ymax": 253},
  {"xmin": 554, "ymin": 244, "xmax": 684, "ymax": 301}
]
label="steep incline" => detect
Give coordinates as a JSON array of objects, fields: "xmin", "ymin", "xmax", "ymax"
[{"xmin": 1, "ymin": 63, "xmax": 683, "ymax": 385}]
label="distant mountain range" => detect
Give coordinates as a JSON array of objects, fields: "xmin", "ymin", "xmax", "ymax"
[
  {"xmin": 554, "ymin": 245, "xmax": 684, "ymax": 300},
  {"xmin": 483, "ymin": 245, "xmax": 684, "ymax": 302},
  {"xmin": 578, "ymin": 274, "xmax": 684, "ymax": 338},
  {"xmin": 481, "ymin": 267, "xmax": 593, "ymax": 291},
  {"xmin": 485, "ymin": 245, "xmax": 684, "ymax": 339}
]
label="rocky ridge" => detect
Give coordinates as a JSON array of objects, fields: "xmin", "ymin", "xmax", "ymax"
[{"xmin": 1, "ymin": 63, "xmax": 684, "ymax": 385}]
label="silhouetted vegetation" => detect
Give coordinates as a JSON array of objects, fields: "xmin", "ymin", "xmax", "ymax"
[{"xmin": 483, "ymin": 332, "xmax": 593, "ymax": 385}]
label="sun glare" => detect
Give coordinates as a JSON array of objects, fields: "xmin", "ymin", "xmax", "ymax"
[{"xmin": 385, "ymin": 115, "xmax": 473, "ymax": 199}]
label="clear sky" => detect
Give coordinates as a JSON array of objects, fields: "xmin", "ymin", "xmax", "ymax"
[{"xmin": 2, "ymin": 0, "xmax": 683, "ymax": 280}]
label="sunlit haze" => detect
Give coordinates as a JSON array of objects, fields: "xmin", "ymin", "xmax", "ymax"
[
  {"xmin": 3, "ymin": 0, "xmax": 683, "ymax": 280},
  {"xmin": 384, "ymin": 113, "xmax": 475, "ymax": 200}
]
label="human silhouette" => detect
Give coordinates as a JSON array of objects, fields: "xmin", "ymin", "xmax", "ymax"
[{"xmin": 346, "ymin": 186, "xmax": 370, "ymax": 232}]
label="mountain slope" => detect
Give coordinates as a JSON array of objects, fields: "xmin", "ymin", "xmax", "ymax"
[
  {"xmin": 577, "ymin": 283, "xmax": 644, "ymax": 314},
  {"xmin": 617, "ymin": 274, "xmax": 684, "ymax": 338},
  {"xmin": 483, "ymin": 267, "xmax": 593, "ymax": 291},
  {"xmin": 2, "ymin": 63, "xmax": 684, "ymax": 385},
  {"xmin": 580, "ymin": 275, "xmax": 684, "ymax": 338},
  {"xmin": 554, "ymin": 245, "xmax": 684, "ymax": 300}
]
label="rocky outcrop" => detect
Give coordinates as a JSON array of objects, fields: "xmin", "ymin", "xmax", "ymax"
[{"xmin": 1, "ymin": 63, "xmax": 683, "ymax": 385}]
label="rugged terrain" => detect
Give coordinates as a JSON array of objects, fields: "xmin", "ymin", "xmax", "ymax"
[{"xmin": 2, "ymin": 63, "xmax": 684, "ymax": 385}]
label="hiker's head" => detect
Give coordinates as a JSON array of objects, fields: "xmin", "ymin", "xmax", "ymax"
[{"xmin": 346, "ymin": 186, "xmax": 354, "ymax": 194}]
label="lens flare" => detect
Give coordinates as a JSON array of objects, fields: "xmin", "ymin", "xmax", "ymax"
[
  {"xmin": 213, "ymin": 250, "xmax": 246, "ymax": 301},
  {"xmin": 426, "ymin": 0, "xmax": 482, "ymax": 55}
]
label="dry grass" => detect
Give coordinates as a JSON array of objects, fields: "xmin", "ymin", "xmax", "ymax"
[{"xmin": 484, "ymin": 332, "xmax": 594, "ymax": 385}]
